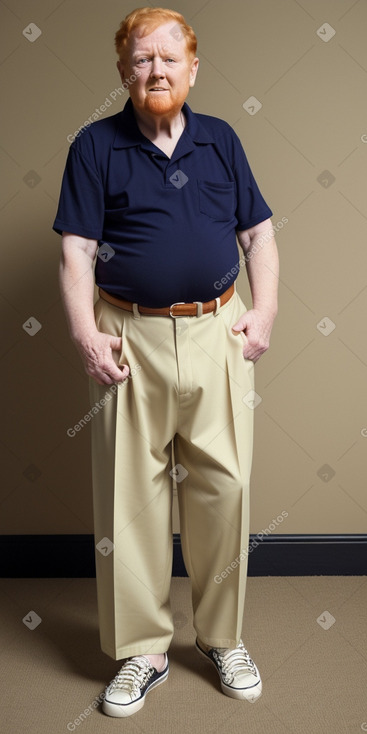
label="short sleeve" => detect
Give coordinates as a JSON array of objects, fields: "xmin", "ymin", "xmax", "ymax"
[
  {"xmin": 231, "ymin": 131, "xmax": 272, "ymax": 231},
  {"xmin": 52, "ymin": 139, "xmax": 104, "ymax": 239}
]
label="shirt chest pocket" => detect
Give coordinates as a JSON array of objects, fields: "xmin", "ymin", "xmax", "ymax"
[{"xmin": 198, "ymin": 180, "xmax": 236, "ymax": 221}]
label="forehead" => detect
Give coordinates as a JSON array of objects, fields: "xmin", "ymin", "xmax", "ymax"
[{"xmin": 129, "ymin": 22, "xmax": 187, "ymax": 55}]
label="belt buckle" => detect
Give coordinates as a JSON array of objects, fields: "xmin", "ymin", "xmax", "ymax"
[{"xmin": 169, "ymin": 301, "xmax": 185, "ymax": 318}]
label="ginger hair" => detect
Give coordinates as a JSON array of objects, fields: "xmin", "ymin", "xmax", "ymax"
[{"xmin": 115, "ymin": 6, "xmax": 197, "ymax": 61}]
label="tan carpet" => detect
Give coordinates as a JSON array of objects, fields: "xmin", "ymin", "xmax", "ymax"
[{"xmin": 0, "ymin": 576, "xmax": 366, "ymax": 734}]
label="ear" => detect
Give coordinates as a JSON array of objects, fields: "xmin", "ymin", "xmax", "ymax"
[
  {"xmin": 189, "ymin": 57, "xmax": 199, "ymax": 88},
  {"xmin": 116, "ymin": 60, "xmax": 125, "ymax": 83}
]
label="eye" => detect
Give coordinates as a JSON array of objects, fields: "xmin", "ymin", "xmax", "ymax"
[
  {"xmin": 136, "ymin": 57, "xmax": 150, "ymax": 65},
  {"xmin": 165, "ymin": 58, "xmax": 175, "ymax": 63}
]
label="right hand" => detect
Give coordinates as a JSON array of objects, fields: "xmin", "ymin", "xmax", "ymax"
[{"xmin": 75, "ymin": 330, "xmax": 130, "ymax": 385}]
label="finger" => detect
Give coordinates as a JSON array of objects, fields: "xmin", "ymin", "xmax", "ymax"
[
  {"xmin": 89, "ymin": 370, "xmax": 115, "ymax": 385},
  {"xmin": 119, "ymin": 364, "xmax": 130, "ymax": 381},
  {"xmin": 108, "ymin": 362, "xmax": 129, "ymax": 382},
  {"xmin": 242, "ymin": 343, "xmax": 260, "ymax": 362},
  {"xmin": 93, "ymin": 362, "xmax": 129, "ymax": 385},
  {"xmin": 110, "ymin": 336, "xmax": 122, "ymax": 351}
]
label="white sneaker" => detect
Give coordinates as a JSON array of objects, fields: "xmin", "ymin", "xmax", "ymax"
[
  {"xmin": 196, "ymin": 638, "xmax": 262, "ymax": 702},
  {"xmin": 102, "ymin": 653, "xmax": 169, "ymax": 717}
]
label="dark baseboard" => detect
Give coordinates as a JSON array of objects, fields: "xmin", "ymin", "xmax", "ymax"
[{"xmin": 0, "ymin": 534, "xmax": 366, "ymax": 578}]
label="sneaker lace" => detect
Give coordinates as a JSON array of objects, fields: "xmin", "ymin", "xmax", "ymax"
[
  {"xmin": 213, "ymin": 640, "xmax": 256, "ymax": 684},
  {"xmin": 107, "ymin": 656, "xmax": 154, "ymax": 697}
]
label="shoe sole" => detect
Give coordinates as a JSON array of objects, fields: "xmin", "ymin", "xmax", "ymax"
[
  {"xmin": 102, "ymin": 665, "xmax": 169, "ymax": 717},
  {"xmin": 196, "ymin": 641, "xmax": 262, "ymax": 702}
]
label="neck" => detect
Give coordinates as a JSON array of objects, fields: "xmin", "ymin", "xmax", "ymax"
[{"xmin": 133, "ymin": 105, "xmax": 186, "ymax": 139}]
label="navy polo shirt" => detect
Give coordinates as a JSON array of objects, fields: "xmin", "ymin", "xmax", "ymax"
[{"xmin": 53, "ymin": 98, "xmax": 272, "ymax": 307}]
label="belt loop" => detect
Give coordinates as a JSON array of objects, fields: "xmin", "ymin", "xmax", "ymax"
[
  {"xmin": 214, "ymin": 296, "xmax": 221, "ymax": 315},
  {"xmin": 194, "ymin": 301, "xmax": 203, "ymax": 318},
  {"xmin": 132, "ymin": 303, "xmax": 141, "ymax": 319}
]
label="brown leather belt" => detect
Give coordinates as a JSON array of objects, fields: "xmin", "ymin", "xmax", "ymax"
[{"xmin": 98, "ymin": 283, "xmax": 234, "ymax": 317}]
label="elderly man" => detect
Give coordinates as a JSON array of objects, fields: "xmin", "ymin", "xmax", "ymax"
[{"xmin": 54, "ymin": 6, "xmax": 278, "ymax": 718}]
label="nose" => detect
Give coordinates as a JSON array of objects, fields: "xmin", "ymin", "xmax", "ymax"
[{"xmin": 150, "ymin": 55, "xmax": 165, "ymax": 78}]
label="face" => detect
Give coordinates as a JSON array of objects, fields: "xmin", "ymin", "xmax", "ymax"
[{"xmin": 117, "ymin": 22, "xmax": 199, "ymax": 117}]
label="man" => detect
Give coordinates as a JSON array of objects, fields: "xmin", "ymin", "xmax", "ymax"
[{"xmin": 54, "ymin": 6, "xmax": 278, "ymax": 718}]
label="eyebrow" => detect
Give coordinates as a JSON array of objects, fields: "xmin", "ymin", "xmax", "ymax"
[{"xmin": 132, "ymin": 48, "xmax": 179, "ymax": 58}]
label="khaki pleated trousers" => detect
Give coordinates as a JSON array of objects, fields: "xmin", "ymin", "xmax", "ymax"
[{"xmin": 89, "ymin": 288, "xmax": 255, "ymax": 661}]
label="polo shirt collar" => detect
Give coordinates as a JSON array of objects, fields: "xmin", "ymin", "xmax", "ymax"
[{"xmin": 112, "ymin": 97, "xmax": 214, "ymax": 150}]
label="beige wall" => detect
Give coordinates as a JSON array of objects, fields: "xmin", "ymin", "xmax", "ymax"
[{"xmin": 1, "ymin": 0, "xmax": 366, "ymax": 537}]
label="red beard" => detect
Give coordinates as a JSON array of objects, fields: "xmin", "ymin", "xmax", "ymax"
[{"xmin": 143, "ymin": 87, "xmax": 188, "ymax": 116}]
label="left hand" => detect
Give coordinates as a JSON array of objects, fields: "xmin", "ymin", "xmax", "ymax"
[{"xmin": 231, "ymin": 309, "xmax": 275, "ymax": 362}]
